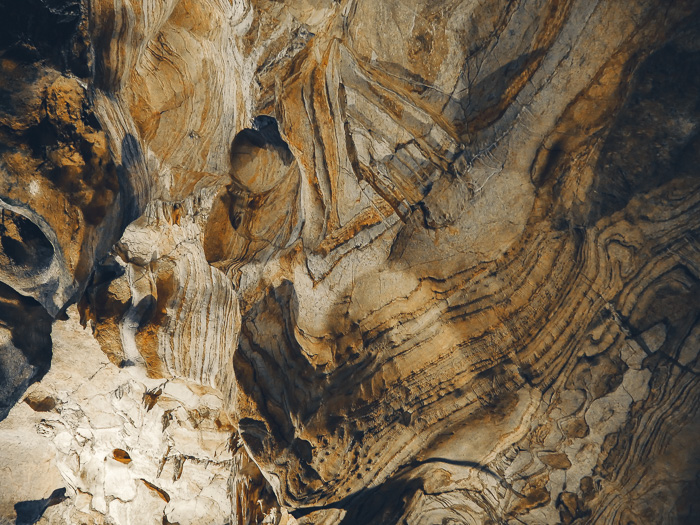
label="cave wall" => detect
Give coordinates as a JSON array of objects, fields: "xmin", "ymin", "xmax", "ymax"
[{"xmin": 1, "ymin": 0, "xmax": 699, "ymax": 523}]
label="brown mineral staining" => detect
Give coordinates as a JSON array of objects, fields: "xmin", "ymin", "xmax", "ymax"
[
  {"xmin": 510, "ymin": 472, "xmax": 551, "ymax": 514},
  {"xmin": 44, "ymin": 76, "xmax": 84, "ymax": 131},
  {"xmin": 143, "ymin": 388, "xmax": 162, "ymax": 412},
  {"xmin": 558, "ymin": 491, "xmax": 583, "ymax": 524},
  {"xmin": 561, "ymin": 417, "xmax": 589, "ymax": 438},
  {"xmin": 214, "ymin": 413, "xmax": 236, "ymax": 432},
  {"xmin": 141, "ymin": 479, "xmax": 171, "ymax": 503},
  {"xmin": 24, "ymin": 393, "xmax": 56, "ymax": 413},
  {"xmin": 112, "ymin": 449, "xmax": 132, "ymax": 464},
  {"xmin": 540, "ymin": 452, "xmax": 572, "ymax": 470}
]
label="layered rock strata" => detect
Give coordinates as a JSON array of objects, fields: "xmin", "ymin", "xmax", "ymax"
[{"xmin": 1, "ymin": 0, "xmax": 699, "ymax": 523}]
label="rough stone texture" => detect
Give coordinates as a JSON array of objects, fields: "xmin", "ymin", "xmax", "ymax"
[
  {"xmin": 1, "ymin": 306, "xmax": 242, "ymax": 524},
  {"xmin": 1, "ymin": 0, "xmax": 699, "ymax": 524}
]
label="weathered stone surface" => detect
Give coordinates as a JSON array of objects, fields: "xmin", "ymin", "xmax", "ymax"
[
  {"xmin": 1, "ymin": 0, "xmax": 699, "ymax": 523},
  {"xmin": 1, "ymin": 307, "xmax": 243, "ymax": 523}
]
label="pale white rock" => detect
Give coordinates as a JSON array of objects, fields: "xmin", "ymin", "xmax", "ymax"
[{"xmin": 0, "ymin": 307, "xmax": 238, "ymax": 524}]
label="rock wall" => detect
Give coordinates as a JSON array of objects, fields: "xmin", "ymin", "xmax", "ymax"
[{"xmin": 1, "ymin": 0, "xmax": 699, "ymax": 523}]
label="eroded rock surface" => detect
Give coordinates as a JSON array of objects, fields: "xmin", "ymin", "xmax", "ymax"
[{"xmin": 1, "ymin": 0, "xmax": 699, "ymax": 523}]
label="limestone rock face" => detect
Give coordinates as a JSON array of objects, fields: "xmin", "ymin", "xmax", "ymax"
[{"xmin": 1, "ymin": 0, "xmax": 699, "ymax": 524}]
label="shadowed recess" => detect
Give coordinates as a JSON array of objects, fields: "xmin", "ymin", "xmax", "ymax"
[
  {"xmin": 0, "ymin": 281, "xmax": 52, "ymax": 422},
  {"xmin": 0, "ymin": 208, "xmax": 54, "ymax": 273},
  {"xmin": 14, "ymin": 488, "xmax": 67, "ymax": 525}
]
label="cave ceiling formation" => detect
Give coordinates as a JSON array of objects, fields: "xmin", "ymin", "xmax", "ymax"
[{"xmin": 1, "ymin": 0, "xmax": 699, "ymax": 523}]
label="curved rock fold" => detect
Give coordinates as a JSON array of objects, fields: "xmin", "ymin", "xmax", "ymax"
[{"xmin": 0, "ymin": 0, "xmax": 699, "ymax": 523}]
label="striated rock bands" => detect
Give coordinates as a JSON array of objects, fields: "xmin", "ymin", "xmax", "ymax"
[{"xmin": 1, "ymin": 0, "xmax": 699, "ymax": 524}]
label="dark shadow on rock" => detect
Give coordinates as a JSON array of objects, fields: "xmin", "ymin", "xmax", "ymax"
[
  {"xmin": 234, "ymin": 278, "xmax": 383, "ymax": 502},
  {"xmin": 0, "ymin": 0, "xmax": 88, "ymax": 76},
  {"xmin": 14, "ymin": 487, "xmax": 67, "ymax": 525},
  {"xmin": 586, "ymin": 17, "xmax": 700, "ymax": 225},
  {"xmin": 290, "ymin": 457, "xmax": 515, "ymax": 523},
  {"xmin": 235, "ymin": 279, "xmax": 319, "ymax": 449},
  {"xmin": 0, "ymin": 208, "xmax": 54, "ymax": 274},
  {"xmin": 291, "ymin": 477, "xmax": 425, "ymax": 525},
  {"xmin": 337, "ymin": 477, "xmax": 424, "ymax": 525},
  {"xmin": 251, "ymin": 115, "xmax": 293, "ymax": 153},
  {"xmin": 235, "ymin": 278, "xmax": 382, "ymax": 434},
  {"xmin": 0, "ymin": 281, "xmax": 53, "ymax": 422},
  {"xmin": 676, "ymin": 472, "xmax": 700, "ymax": 524},
  {"xmin": 231, "ymin": 115, "xmax": 294, "ymax": 167},
  {"xmin": 462, "ymin": 51, "xmax": 543, "ymax": 129},
  {"xmin": 119, "ymin": 133, "xmax": 141, "ymax": 227}
]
